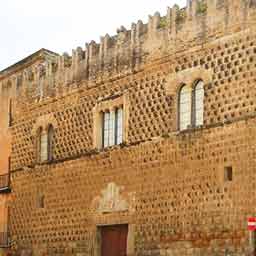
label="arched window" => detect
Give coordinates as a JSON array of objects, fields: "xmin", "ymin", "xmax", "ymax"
[
  {"xmin": 193, "ymin": 80, "xmax": 204, "ymax": 127},
  {"xmin": 47, "ymin": 124, "xmax": 54, "ymax": 161},
  {"xmin": 179, "ymin": 85, "xmax": 191, "ymax": 131}
]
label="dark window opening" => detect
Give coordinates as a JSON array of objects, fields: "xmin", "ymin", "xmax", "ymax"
[
  {"xmin": 37, "ymin": 195, "xmax": 45, "ymax": 209},
  {"xmin": 224, "ymin": 166, "xmax": 233, "ymax": 181}
]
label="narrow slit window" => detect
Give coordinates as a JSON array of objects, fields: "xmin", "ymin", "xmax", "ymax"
[{"xmin": 224, "ymin": 166, "xmax": 233, "ymax": 182}]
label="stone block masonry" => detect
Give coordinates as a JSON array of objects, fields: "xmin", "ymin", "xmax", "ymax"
[
  {"xmin": 0, "ymin": 0, "xmax": 256, "ymax": 255},
  {"xmin": 10, "ymin": 119, "xmax": 256, "ymax": 255}
]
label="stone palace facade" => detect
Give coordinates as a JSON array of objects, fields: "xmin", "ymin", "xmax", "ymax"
[{"xmin": 0, "ymin": 0, "xmax": 256, "ymax": 255}]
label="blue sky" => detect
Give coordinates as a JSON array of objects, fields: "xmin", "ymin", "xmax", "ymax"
[{"xmin": 0, "ymin": 0, "xmax": 186, "ymax": 70}]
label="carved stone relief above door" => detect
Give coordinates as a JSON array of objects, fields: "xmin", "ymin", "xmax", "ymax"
[{"xmin": 92, "ymin": 182, "xmax": 135, "ymax": 214}]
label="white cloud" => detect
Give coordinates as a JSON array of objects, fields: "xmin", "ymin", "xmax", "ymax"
[{"xmin": 0, "ymin": 0, "xmax": 186, "ymax": 70}]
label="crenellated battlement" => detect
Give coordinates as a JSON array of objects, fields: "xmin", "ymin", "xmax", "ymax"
[{"xmin": 1, "ymin": 0, "xmax": 256, "ymax": 106}]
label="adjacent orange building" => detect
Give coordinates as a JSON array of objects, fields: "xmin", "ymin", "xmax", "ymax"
[{"xmin": 0, "ymin": 63, "xmax": 12, "ymax": 252}]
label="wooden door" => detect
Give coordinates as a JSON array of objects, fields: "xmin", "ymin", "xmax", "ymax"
[{"xmin": 101, "ymin": 224, "xmax": 128, "ymax": 256}]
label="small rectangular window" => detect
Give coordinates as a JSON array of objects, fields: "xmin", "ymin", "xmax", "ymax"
[{"xmin": 224, "ymin": 166, "xmax": 233, "ymax": 181}]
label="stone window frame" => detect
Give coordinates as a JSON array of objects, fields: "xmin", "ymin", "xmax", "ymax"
[
  {"xmin": 165, "ymin": 67, "xmax": 213, "ymax": 131},
  {"xmin": 93, "ymin": 92, "xmax": 129, "ymax": 149},
  {"xmin": 32, "ymin": 114, "xmax": 57, "ymax": 164}
]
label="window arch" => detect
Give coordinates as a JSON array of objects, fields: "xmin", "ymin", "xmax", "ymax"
[
  {"xmin": 179, "ymin": 85, "xmax": 192, "ymax": 131},
  {"xmin": 193, "ymin": 80, "xmax": 204, "ymax": 127}
]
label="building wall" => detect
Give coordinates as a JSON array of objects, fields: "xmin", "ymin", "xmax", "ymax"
[
  {"xmin": 10, "ymin": 118, "xmax": 256, "ymax": 255},
  {"xmin": 3, "ymin": 0, "xmax": 256, "ymax": 255},
  {"xmin": 10, "ymin": 27, "xmax": 256, "ymax": 170},
  {"xmin": 0, "ymin": 53, "xmax": 55, "ymax": 254},
  {"xmin": 0, "ymin": 59, "xmax": 13, "ymax": 252},
  {"xmin": 0, "ymin": 75, "xmax": 12, "ymax": 173}
]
